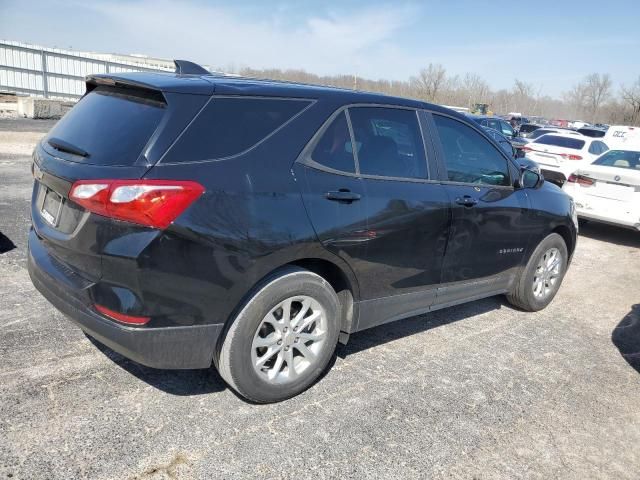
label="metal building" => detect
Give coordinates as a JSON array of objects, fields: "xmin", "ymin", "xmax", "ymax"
[{"xmin": 0, "ymin": 40, "xmax": 185, "ymax": 100}]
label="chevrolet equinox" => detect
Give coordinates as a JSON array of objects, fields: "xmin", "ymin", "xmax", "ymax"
[{"xmin": 28, "ymin": 62, "xmax": 577, "ymax": 403}]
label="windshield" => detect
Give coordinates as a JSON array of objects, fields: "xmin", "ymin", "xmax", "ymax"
[
  {"xmin": 592, "ymin": 150, "xmax": 640, "ymax": 170},
  {"xmin": 534, "ymin": 135, "xmax": 585, "ymax": 150}
]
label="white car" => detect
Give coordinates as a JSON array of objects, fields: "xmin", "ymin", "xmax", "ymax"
[
  {"xmin": 604, "ymin": 125, "xmax": 640, "ymax": 149},
  {"xmin": 562, "ymin": 148, "xmax": 640, "ymax": 231},
  {"xmin": 522, "ymin": 133, "xmax": 609, "ymax": 185},
  {"xmin": 520, "ymin": 127, "xmax": 583, "ymax": 143}
]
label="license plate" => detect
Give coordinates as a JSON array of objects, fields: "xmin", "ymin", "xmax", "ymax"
[
  {"xmin": 589, "ymin": 183, "xmax": 634, "ymax": 202},
  {"xmin": 40, "ymin": 187, "xmax": 63, "ymax": 226}
]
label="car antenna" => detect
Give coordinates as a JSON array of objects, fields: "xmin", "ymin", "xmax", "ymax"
[{"xmin": 174, "ymin": 60, "xmax": 210, "ymax": 75}]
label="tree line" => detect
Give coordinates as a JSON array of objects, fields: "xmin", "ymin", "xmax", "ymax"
[{"xmin": 225, "ymin": 64, "xmax": 640, "ymax": 126}]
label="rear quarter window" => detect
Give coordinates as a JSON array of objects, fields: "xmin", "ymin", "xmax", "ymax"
[{"xmin": 162, "ymin": 97, "xmax": 311, "ymax": 163}]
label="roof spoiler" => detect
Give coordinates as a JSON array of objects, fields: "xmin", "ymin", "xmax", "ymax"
[{"xmin": 174, "ymin": 59, "xmax": 210, "ymax": 75}]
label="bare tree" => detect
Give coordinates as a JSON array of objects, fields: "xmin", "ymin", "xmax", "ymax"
[
  {"xmin": 582, "ymin": 73, "xmax": 612, "ymax": 122},
  {"xmin": 223, "ymin": 64, "xmax": 634, "ymax": 123},
  {"xmin": 461, "ymin": 73, "xmax": 490, "ymax": 107},
  {"xmin": 411, "ymin": 64, "xmax": 447, "ymax": 102},
  {"xmin": 513, "ymin": 79, "xmax": 535, "ymax": 98},
  {"xmin": 621, "ymin": 76, "xmax": 640, "ymax": 126}
]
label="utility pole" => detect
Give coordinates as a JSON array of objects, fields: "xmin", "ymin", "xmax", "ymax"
[{"xmin": 353, "ymin": 73, "xmax": 358, "ymax": 90}]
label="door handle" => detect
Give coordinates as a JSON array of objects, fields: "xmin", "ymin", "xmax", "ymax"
[
  {"xmin": 326, "ymin": 190, "xmax": 361, "ymax": 203},
  {"xmin": 455, "ymin": 195, "xmax": 478, "ymax": 207}
]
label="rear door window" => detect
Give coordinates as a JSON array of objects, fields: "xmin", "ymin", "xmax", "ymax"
[
  {"xmin": 309, "ymin": 112, "xmax": 356, "ymax": 173},
  {"xmin": 348, "ymin": 107, "xmax": 427, "ymax": 179},
  {"xmin": 163, "ymin": 97, "xmax": 311, "ymax": 163},
  {"xmin": 594, "ymin": 141, "xmax": 608, "ymax": 154},
  {"xmin": 44, "ymin": 86, "xmax": 166, "ymax": 166}
]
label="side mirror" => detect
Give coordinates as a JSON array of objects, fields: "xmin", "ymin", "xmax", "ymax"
[{"xmin": 518, "ymin": 167, "xmax": 543, "ymax": 189}]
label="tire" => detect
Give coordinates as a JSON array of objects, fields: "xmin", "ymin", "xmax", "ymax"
[
  {"xmin": 217, "ymin": 266, "xmax": 341, "ymax": 403},
  {"xmin": 507, "ymin": 233, "xmax": 568, "ymax": 312}
]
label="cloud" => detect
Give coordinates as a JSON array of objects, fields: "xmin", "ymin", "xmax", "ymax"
[{"xmin": 85, "ymin": 0, "xmax": 421, "ymax": 78}]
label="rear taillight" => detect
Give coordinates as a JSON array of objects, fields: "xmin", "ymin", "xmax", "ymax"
[
  {"xmin": 567, "ymin": 174, "xmax": 594, "ymax": 187},
  {"xmin": 521, "ymin": 146, "xmax": 533, "ymax": 153},
  {"xmin": 69, "ymin": 180, "xmax": 204, "ymax": 229},
  {"xmin": 559, "ymin": 153, "xmax": 583, "ymax": 160},
  {"xmin": 95, "ymin": 304, "xmax": 150, "ymax": 325}
]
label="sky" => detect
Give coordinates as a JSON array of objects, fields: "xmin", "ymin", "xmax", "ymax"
[{"xmin": 1, "ymin": 0, "xmax": 639, "ymax": 99}]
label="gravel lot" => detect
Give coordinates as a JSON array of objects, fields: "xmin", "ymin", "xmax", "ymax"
[{"xmin": 1, "ymin": 118, "xmax": 639, "ymax": 480}]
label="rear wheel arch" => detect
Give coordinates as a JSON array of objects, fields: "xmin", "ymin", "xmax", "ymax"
[
  {"xmin": 216, "ymin": 256, "xmax": 358, "ymax": 355},
  {"xmin": 289, "ymin": 258, "xmax": 357, "ymax": 337}
]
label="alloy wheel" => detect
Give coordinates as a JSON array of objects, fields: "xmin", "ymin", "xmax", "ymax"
[
  {"xmin": 251, "ymin": 296, "xmax": 328, "ymax": 384},
  {"xmin": 532, "ymin": 247, "xmax": 562, "ymax": 299}
]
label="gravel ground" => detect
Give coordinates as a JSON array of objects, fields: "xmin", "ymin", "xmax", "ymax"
[{"xmin": 1, "ymin": 118, "xmax": 639, "ymax": 480}]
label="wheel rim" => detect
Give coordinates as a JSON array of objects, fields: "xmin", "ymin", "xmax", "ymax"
[
  {"xmin": 532, "ymin": 247, "xmax": 562, "ymax": 299},
  {"xmin": 251, "ymin": 296, "xmax": 328, "ymax": 384}
]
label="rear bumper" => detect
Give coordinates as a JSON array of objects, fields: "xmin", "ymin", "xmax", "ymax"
[
  {"xmin": 576, "ymin": 209, "xmax": 640, "ymax": 230},
  {"xmin": 563, "ymin": 186, "xmax": 640, "ymax": 231},
  {"xmin": 28, "ymin": 230, "xmax": 221, "ymax": 369}
]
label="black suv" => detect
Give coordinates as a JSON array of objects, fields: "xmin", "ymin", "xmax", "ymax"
[{"xmin": 28, "ymin": 64, "xmax": 577, "ymax": 403}]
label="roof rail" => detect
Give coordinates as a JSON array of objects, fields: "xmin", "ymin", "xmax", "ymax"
[{"xmin": 173, "ymin": 59, "xmax": 210, "ymax": 75}]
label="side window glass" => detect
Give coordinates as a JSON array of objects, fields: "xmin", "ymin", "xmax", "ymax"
[
  {"xmin": 348, "ymin": 107, "xmax": 427, "ymax": 179},
  {"xmin": 310, "ymin": 112, "xmax": 355, "ymax": 173},
  {"xmin": 433, "ymin": 114, "xmax": 511, "ymax": 186},
  {"xmin": 501, "ymin": 121, "xmax": 515, "ymax": 137},
  {"xmin": 163, "ymin": 97, "xmax": 310, "ymax": 163},
  {"xmin": 600, "ymin": 142, "xmax": 609, "ymax": 153},
  {"xmin": 499, "ymin": 140, "xmax": 513, "ymax": 156},
  {"xmin": 588, "ymin": 142, "xmax": 600, "ymax": 155}
]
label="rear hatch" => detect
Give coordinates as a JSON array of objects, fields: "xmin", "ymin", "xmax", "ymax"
[{"xmin": 31, "ymin": 75, "xmax": 212, "ymax": 280}]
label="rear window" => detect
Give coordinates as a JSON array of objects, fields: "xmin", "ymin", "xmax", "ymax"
[
  {"xmin": 529, "ymin": 129, "xmax": 556, "ymax": 140},
  {"xmin": 45, "ymin": 86, "xmax": 165, "ymax": 166},
  {"xmin": 577, "ymin": 128, "xmax": 606, "ymax": 138},
  {"xmin": 535, "ymin": 135, "xmax": 585, "ymax": 150},
  {"xmin": 519, "ymin": 124, "xmax": 540, "ymax": 134},
  {"xmin": 162, "ymin": 97, "xmax": 311, "ymax": 163},
  {"xmin": 593, "ymin": 150, "xmax": 640, "ymax": 170}
]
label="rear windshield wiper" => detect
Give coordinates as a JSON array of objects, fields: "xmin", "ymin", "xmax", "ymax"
[{"xmin": 47, "ymin": 137, "xmax": 90, "ymax": 158}]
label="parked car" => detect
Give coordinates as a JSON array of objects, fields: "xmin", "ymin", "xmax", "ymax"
[
  {"xmin": 523, "ymin": 133, "xmax": 609, "ymax": 185},
  {"xmin": 483, "ymin": 127, "xmax": 530, "ymax": 159},
  {"xmin": 577, "ymin": 127, "xmax": 606, "ymax": 138},
  {"xmin": 603, "ymin": 125, "xmax": 640, "ymax": 149},
  {"xmin": 518, "ymin": 123, "xmax": 542, "ymax": 138},
  {"xmin": 569, "ymin": 120, "xmax": 589, "ymax": 129},
  {"xmin": 468, "ymin": 114, "xmax": 516, "ymax": 138},
  {"xmin": 522, "ymin": 127, "xmax": 583, "ymax": 144},
  {"xmin": 562, "ymin": 149, "xmax": 640, "ymax": 230},
  {"xmin": 28, "ymin": 64, "xmax": 577, "ymax": 403}
]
